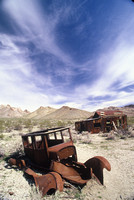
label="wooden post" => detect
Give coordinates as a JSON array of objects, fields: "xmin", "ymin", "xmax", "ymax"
[{"xmin": 112, "ymin": 121, "xmax": 118, "ymax": 131}]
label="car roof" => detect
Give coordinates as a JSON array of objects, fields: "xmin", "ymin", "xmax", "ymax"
[{"xmin": 22, "ymin": 127, "xmax": 70, "ymax": 138}]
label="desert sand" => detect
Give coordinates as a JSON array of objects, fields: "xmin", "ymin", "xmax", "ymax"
[{"xmin": 0, "ymin": 128, "xmax": 134, "ymax": 200}]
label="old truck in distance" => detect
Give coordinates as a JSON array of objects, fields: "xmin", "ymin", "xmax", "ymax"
[
  {"xmin": 9, "ymin": 127, "xmax": 111, "ymax": 196},
  {"xmin": 75, "ymin": 110, "xmax": 127, "ymax": 133}
]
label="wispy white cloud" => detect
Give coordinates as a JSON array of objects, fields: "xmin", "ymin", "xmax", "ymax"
[
  {"xmin": 0, "ymin": 0, "xmax": 75, "ymax": 110},
  {"xmin": 72, "ymin": 38, "xmax": 134, "ymax": 111},
  {"xmin": 2, "ymin": 0, "xmax": 80, "ymax": 87},
  {"xmin": 3, "ymin": 0, "xmax": 75, "ymax": 64},
  {"xmin": 0, "ymin": 0, "xmax": 134, "ymax": 112}
]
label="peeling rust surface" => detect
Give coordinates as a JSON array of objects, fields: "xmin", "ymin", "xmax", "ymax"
[
  {"xmin": 25, "ymin": 168, "xmax": 63, "ymax": 196},
  {"xmin": 49, "ymin": 172, "xmax": 64, "ymax": 192},
  {"xmin": 34, "ymin": 174, "xmax": 57, "ymax": 195},
  {"xmin": 9, "ymin": 158, "xmax": 26, "ymax": 168},
  {"xmin": 50, "ymin": 161, "xmax": 91, "ymax": 185},
  {"xmin": 84, "ymin": 156, "xmax": 111, "ymax": 184}
]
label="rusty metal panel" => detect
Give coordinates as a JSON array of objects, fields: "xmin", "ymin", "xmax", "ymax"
[
  {"xmin": 57, "ymin": 146, "xmax": 77, "ymax": 161},
  {"xmin": 48, "ymin": 141, "xmax": 77, "ymax": 162},
  {"xmin": 50, "ymin": 161, "xmax": 89, "ymax": 185},
  {"xmin": 84, "ymin": 156, "xmax": 111, "ymax": 184},
  {"xmin": 25, "ymin": 168, "xmax": 63, "ymax": 196}
]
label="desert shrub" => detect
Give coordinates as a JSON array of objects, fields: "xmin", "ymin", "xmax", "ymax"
[
  {"xmin": 14, "ymin": 123, "xmax": 23, "ymax": 131},
  {"xmin": 44, "ymin": 120, "xmax": 53, "ymax": 128},
  {"xmin": 129, "ymin": 132, "xmax": 134, "ymax": 137},
  {"xmin": 66, "ymin": 120, "xmax": 74, "ymax": 126},
  {"xmin": 127, "ymin": 117, "xmax": 134, "ymax": 125},
  {"xmin": 38, "ymin": 120, "xmax": 53, "ymax": 129},
  {"xmin": 4, "ymin": 120, "xmax": 13, "ymax": 132},
  {"xmin": 23, "ymin": 119, "xmax": 33, "ymax": 132},
  {"xmin": 0, "ymin": 120, "xmax": 5, "ymax": 133},
  {"xmin": 32, "ymin": 120, "xmax": 38, "ymax": 126},
  {"xmin": 24, "ymin": 119, "xmax": 32, "ymax": 128},
  {"xmin": 29, "ymin": 186, "xmax": 44, "ymax": 200},
  {"xmin": 0, "ymin": 147, "xmax": 5, "ymax": 158},
  {"xmin": 56, "ymin": 120, "xmax": 66, "ymax": 127},
  {"xmin": 73, "ymin": 133, "xmax": 92, "ymax": 144},
  {"xmin": 39, "ymin": 121, "xmax": 46, "ymax": 130},
  {"xmin": 106, "ymin": 134, "xmax": 115, "ymax": 140},
  {"xmin": 0, "ymin": 118, "xmax": 26, "ymax": 132},
  {"xmin": 81, "ymin": 137, "xmax": 92, "ymax": 144},
  {"xmin": 0, "ymin": 133, "xmax": 4, "ymax": 139}
]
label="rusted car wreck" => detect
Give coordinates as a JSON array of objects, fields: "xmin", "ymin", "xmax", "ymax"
[
  {"xmin": 9, "ymin": 127, "xmax": 111, "ymax": 196},
  {"xmin": 75, "ymin": 110, "xmax": 127, "ymax": 133}
]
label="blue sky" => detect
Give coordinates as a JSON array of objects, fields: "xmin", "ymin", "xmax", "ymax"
[{"xmin": 0, "ymin": 0, "xmax": 134, "ymax": 111}]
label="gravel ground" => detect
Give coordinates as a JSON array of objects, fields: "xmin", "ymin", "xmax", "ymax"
[{"xmin": 0, "ymin": 129, "xmax": 134, "ymax": 200}]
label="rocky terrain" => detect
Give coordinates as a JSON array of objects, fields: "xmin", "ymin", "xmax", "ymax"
[
  {"xmin": 41, "ymin": 106, "xmax": 93, "ymax": 120},
  {"xmin": 0, "ymin": 105, "xmax": 29, "ymax": 118},
  {"xmin": 0, "ymin": 104, "xmax": 93, "ymax": 120},
  {"xmin": 26, "ymin": 106, "xmax": 57, "ymax": 119}
]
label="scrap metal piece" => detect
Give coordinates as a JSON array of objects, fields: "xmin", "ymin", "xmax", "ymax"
[
  {"xmin": 34, "ymin": 173, "xmax": 57, "ymax": 195},
  {"xmin": 25, "ymin": 168, "xmax": 63, "ymax": 196},
  {"xmin": 49, "ymin": 172, "xmax": 64, "ymax": 192},
  {"xmin": 25, "ymin": 167, "xmax": 39, "ymax": 177},
  {"xmin": 84, "ymin": 156, "xmax": 111, "ymax": 184},
  {"xmin": 9, "ymin": 158, "xmax": 26, "ymax": 168},
  {"xmin": 50, "ymin": 161, "xmax": 90, "ymax": 185}
]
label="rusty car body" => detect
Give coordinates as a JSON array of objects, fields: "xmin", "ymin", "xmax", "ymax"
[
  {"xmin": 9, "ymin": 127, "xmax": 111, "ymax": 196},
  {"xmin": 75, "ymin": 110, "xmax": 127, "ymax": 133}
]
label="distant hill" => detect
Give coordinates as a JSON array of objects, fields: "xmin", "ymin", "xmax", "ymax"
[
  {"xmin": 42, "ymin": 106, "xmax": 93, "ymax": 120},
  {"xmin": 0, "ymin": 104, "xmax": 92, "ymax": 120},
  {"xmin": 97, "ymin": 105, "xmax": 134, "ymax": 117},
  {"xmin": 0, "ymin": 104, "xmax": 29, "ymax": 118},
  {"xmin": 124, "ymin": 104, "xmax": 134, "ymax": 108},
  {"xmin": 120, "ymin": 105, "xmax": 134, "ymax": 117},
  {"xmin": 26, "ymin": 106, "xmax": 57, "ymax": 119},
  {"xmin": 1, "ymin": 104, "xmax": 133, "ymax": 119}
]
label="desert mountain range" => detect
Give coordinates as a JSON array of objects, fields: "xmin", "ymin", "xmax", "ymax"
[
  {"xmin": 27, "ymin": 106, "xmax": 93, "ymax": 120},
  {"xmin": 39, "ymin": 106, "xmax": 93, "ymax": 120},
  {"xmin": 0, "ymin": 104, "xmax": 134, "ymax": 119},
  {"xmin": 26, "ymin": 106, "xmax": 57, "ymax": 119},
  {"xmin": 0, "ymin": 104, "xmax": 29, "ymax": 118}
]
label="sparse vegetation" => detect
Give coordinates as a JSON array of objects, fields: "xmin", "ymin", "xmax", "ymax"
[
  {"xmin": 100, "ymin": 145, "xmax": 109, "ymax": 150},
  {"xmin": 0, "ymin": 133, "xmax": 4, "ymax": 139},
  {"xmin": 56, "ymin": 120, "xmax": 66, "ymax": 127},
  {"xmin": 38, "ymin": 120, "xmax": 53, "ymax": 129},
  {"xmin": 0, "ymin": 120, "xmax": 5, "ymax": 133},
  {"xmin": 127, "ymin": 117, "xmax": 134, "ymax": 125},
  {"xmin": 0, "ymin": 114, "xmax": 134, "ymax": 199},
  {"xmin": 72, "ymin": 132, "xmax": 92, "ymax": 145}
]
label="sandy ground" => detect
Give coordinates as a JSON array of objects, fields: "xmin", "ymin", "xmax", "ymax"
[
  {"xmin": 0, "ymin": 129, "xmax": 134, "ymax": 200},
  {"xmin": 76, "ymin": 134, "xmax": 134, "ymax": 200}
]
